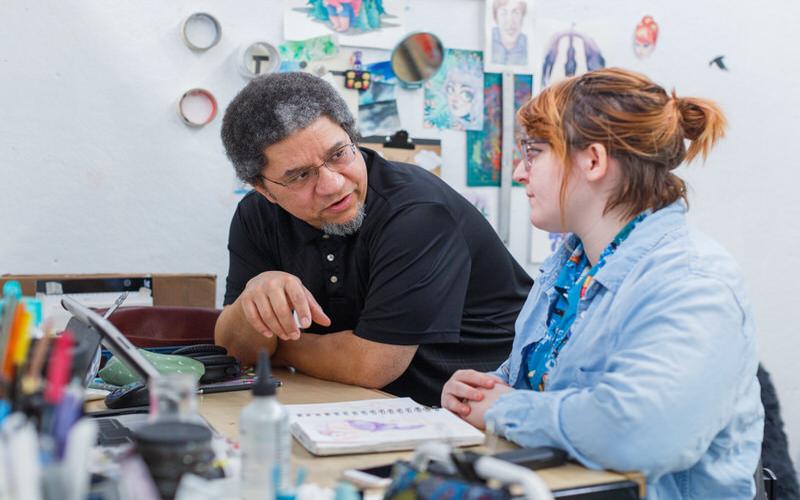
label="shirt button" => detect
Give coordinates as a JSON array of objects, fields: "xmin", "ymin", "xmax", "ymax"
[
  {"xmin": 326, "ymin": 254, "xmax": 335, "ymax": 262},
  {"xmin": 329, "ymin": 276, "xmax": 338, "ymax": 283},
  {"xmin": 322, "ymin": 234, "xmax": 330, "ymax": 239}
]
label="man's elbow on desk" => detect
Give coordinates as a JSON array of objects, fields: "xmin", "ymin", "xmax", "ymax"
[
  {"xmin": 274, "ymin": 331, "xmax": 418, "ymax": 389},
  {"xmin": 214, "ymin": 305, "xmax": 278, "ymax": 365}
]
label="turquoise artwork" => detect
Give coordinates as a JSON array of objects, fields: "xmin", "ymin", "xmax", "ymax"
[
  {"xmin": 423, "ymin": 49, "xmax": 484, "ymax": 132},
  {"xmin": 466, "ymin": 73, "xmax": 532, "ymax": 186}
]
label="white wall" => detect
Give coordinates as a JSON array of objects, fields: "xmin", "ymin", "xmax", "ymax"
[{"xmin": 1, "ymin": 0, "xmax": 798, "ymax": 471}]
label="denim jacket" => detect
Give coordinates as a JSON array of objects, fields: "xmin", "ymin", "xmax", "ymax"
[{"xmin": 485, "ymin": 202, "xmax": 764, "ymax": 499}]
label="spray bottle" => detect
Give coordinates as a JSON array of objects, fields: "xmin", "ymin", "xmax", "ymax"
[{"xmin": 240, "ymin": 351, "xmax": 291, "ymax": 499}]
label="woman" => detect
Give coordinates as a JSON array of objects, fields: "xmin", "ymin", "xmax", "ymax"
[{"xmin": 442, "ymin": 68, "xmax": 764, "ymax": 499}]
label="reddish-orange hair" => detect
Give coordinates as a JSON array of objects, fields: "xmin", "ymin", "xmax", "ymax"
[{"xmin": 517, "ymin": 67, "xmax": 727, "ymax": 220}]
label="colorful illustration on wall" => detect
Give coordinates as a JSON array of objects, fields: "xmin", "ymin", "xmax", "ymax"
[
  {"xmin": 423, "ymin": 49, "xmax": 484, "ymax": 132},
  {"xmin": 633, "ymin": 15, "xmax": 659, "ymax": 59},
  {"xmin": 484, "ymin": 0, "xmax": 535, "ymax": 73},
  {"xmin": 359, "ymin": 94, "xmax": 401, "ymax": 136},
  {"xmin": 358, "ymin": 60, "xmax": 401, "ymax": 137},
  {"xmin": 540, "ymin": 25, "xmax": 606, "ymax": 88},
  {"xmin": 466, "ymin": 73, "xmax": 532, "ymax": 186},
  {"xmin": 284, "ymin": 0, "xmax": 406, "ymax": 50},
  {"xmin": 365, "ymin": 60, "xmax": 397, "ymax": 84},
  {"xmin": 278, "ymin": 34, "xmax": 340, "ymax": 62}
]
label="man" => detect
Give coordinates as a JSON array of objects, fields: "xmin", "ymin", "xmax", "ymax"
[{"xmin": 216, "ymin": 72, "xmax": 532, "ymax": 406}]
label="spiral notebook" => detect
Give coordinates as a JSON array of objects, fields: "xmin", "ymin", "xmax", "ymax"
[{"xmin": 286, "ymin": 397, "xmax": 485, "ymax": 456}]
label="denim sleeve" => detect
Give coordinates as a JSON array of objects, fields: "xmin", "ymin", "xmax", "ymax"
[
  {"xmin": 485, "ymin": 273, "xmax": 751, "ymax": 477},
  {"xmin": 489, "ymin": 358, "xmax": 511, "ymax": 384}
]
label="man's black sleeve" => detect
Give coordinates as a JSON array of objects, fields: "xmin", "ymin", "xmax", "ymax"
[
  {"xmin": 355, "ymin": 203, "xmax": 470, "ymax": 345},
  {"xmin": 223, "ymin": 205, "xmax": 277, "ymax": 306}
]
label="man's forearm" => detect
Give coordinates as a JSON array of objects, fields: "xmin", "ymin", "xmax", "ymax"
[
  {"xmin": 273, "ymin": 331, "xmax": 416, "ymax": 388},
  {"xmin": 215, "ymin": 301, "xmax": 277, "ymax": 366}
]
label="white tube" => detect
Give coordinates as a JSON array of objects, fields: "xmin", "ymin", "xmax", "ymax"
[{"xmin": 474, "ymin": 456, "xmax": 554, "ymax": 500}]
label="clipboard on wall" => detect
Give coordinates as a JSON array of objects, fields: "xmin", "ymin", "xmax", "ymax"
[{"xmin": 361, "ymin": 130, "xmax": 443, "ymax": 177}]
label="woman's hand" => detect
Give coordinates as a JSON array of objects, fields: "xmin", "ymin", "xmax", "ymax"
[
  {"xmin": 441, "ymin": 369, "xmax": 504, "ymax": 417},
  {"xmin": 464, "ymin": 383, "xmax": 513, "ymax": 430}
]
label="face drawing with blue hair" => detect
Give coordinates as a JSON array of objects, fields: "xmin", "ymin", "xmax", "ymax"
[{"xmin": 444, "ymin": 70, "xmax": 482, "ymax": 130}]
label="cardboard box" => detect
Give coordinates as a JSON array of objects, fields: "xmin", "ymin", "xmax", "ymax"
[{"xmin": 0, "ymin": 273, "xmax": 216, "ymax": 308}]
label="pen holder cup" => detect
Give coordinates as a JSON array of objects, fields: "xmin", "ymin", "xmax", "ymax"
[{"xmin": 133, "ymin": 421, "xmax": 221, "ymax": 500}]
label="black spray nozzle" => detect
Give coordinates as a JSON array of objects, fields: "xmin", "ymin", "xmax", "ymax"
[{"xmin": 253, "ymin": 350, "xmax": 276, "ymax": 396}]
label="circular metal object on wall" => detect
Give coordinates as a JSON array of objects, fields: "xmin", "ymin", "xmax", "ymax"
[
  {"xmin": 181, "ymin": 12, "xmax": 222, "ymax": 52},
  {"xmin": 239, "ymin": 42, "xmax": 281, "ymax": 79},
  {"xmin": 178, "ymin": 88, "xmax": 218, "ymax": 127}
]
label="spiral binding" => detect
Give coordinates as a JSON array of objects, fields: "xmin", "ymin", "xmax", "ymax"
[{"xmin": 294, "ymin": 405, "xmax": 435, "ymax": 418}]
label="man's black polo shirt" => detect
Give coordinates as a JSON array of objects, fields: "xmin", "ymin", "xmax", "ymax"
[{"xmin": 224, "ymin": 148, "xmax": 532, "ymax": 406}]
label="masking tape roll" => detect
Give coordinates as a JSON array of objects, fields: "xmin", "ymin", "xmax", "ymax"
[
  {"xmin": 181, "ymin": 12, "xmax": 222, "ymax": 52},
  {"xmin": 178, "ymin": 88, "xmax": 218, "ymax": 127}
]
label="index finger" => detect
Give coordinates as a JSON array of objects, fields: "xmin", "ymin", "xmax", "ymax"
[
  {"xmin": 454, "ymin": 370, "xmax": 499, "ymax": 389},
  {"xmin": 285, "ymin": 282, "xmax": 330, "ymax": 328}
]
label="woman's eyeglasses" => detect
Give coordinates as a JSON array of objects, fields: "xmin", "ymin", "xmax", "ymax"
[{"xmin": 517, "ymin": 138, "xmax": 548, "ymax": 169}]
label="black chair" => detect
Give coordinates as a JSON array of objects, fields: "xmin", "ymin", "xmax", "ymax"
[{"xmin": 757, "ymin": 364, "xmax": 799, "ymax": 500}]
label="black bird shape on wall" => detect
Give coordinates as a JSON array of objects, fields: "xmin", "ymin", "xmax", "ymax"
[{"xmin": 709, "ymin": 55, "xmax": 728, "ymax": 71}]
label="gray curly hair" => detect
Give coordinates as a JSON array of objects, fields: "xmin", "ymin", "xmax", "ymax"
[{"xmin": 221, "ymin": 72, "xmax": 359, "ymax": 185}]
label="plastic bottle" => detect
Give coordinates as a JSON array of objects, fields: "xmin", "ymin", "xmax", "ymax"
[{"xmin": 240, "ymin": 351, "xmax": 291, "ymax": 500}]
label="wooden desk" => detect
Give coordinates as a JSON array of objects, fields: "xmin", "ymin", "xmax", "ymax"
[{"xmin": 199, "ymin": 368, "xmax": 645, "ymax": 498}]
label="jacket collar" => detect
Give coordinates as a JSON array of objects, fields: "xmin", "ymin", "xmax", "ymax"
[
  {"xmin": 537, "ymin": 201, "xmax": 687, "ymax": 294},
  {"xmin": 591, "ymin": 201, "xmax": 687, "ymax": 293}
]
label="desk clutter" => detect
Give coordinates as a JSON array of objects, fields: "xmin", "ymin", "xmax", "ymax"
[
  {"xmin": 1, "ymin": 281, "xmax": 558, "ymax": 500},
  {"xmin": 0, "ymin": 282, "xmax": 236, "ymax": 499}
]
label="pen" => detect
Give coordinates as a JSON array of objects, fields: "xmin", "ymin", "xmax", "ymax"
[
  {"xmin": 103, "ymin": 291, "xmax": 129, "ymax": 319},
  {"xmin": 2, "ymin": 303, "xmax": 26, "ymax": 379},
  {"xmin": 0, "ymin": 281, "xmax": 22, "ymax": 379},
  {"xmin": 196, "ymin": 380, "xmax": 256, "ymax": 395},
  {"xmin": 52, "ymin": 379, "xmax": 84, "ymax": 458},
  {"xmin": 44, "ymin": 331, "xmax": 74, "ymax": 404},
  {"xmin": 21, "ymin": 318, "xmax": 55, "ymax": 395}
]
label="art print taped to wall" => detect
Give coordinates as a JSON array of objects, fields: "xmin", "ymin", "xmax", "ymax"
[
  {"xmin": 534, "ymin": 19, "xmax": 606, "ymax": 89},
  {"xmin": 423, "ymin": 49, "xmax": 484, "ymax": 132},
  {"xmin": 466, "ymin": 73, "xmax": 532, "ymax": 186},
  {"xmin": 284, "ymin": 0, "xmax": 407, "ymax": 50},
  {"xmin": 633, "ymin": 15, "xmax": 659, "ymax": 59},
  {"xmin": 365, "ymin": 60, "xmax": 397, "ymax": 84},
  {"xmin": 359, "ymin": 92, "xmax": 401, "ymax": 136},
  {"xmin": 278, "ymin": 34, "xmax": 340, "ymax": 62},
  {"xmin": 358, "ymin": 60, "xmax": 401, "ymax": 136},
  {"xmin": 483, "ymin": 0, "xmax": 535, "ymax": 73}
]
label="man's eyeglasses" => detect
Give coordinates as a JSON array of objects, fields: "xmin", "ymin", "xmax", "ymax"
[{"xmin": 261, "ymin": 143, "xmax": 358, "ymax": 191}]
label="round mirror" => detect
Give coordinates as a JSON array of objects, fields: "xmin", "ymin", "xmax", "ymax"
[{"xmin": 390, "ymin": 32, "xmax": 445, "ymax": 88}]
